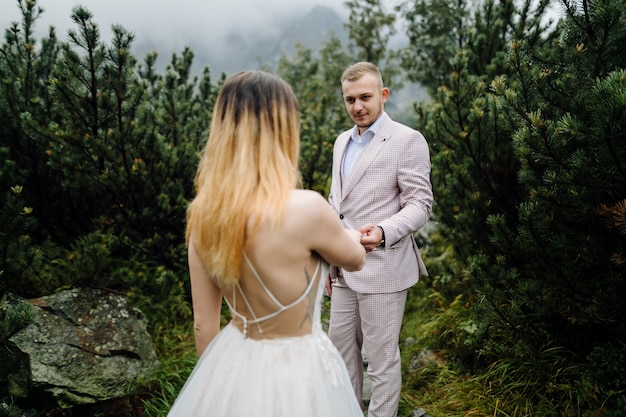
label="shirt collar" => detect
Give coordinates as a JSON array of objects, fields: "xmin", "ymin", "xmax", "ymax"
[{"xmin": 350, "ymin": 112, "xmax": 387, "ymax": 143}]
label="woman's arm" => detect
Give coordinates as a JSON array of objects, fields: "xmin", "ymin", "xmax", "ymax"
[
  {"xmin": 306, "ymin": 192, "xmax": 366, "ymax": 272},
  {"xmin": 188, "ymin": 240, "xmax": 223, "ymax": 356}
]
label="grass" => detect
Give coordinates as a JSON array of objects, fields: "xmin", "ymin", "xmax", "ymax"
[
  {"xmin": 394, "ymin": 283, "xmax": 611, "ymax": 417},
  {"xmin": 135, "ymin": 282, "xmax": 607, "ymax": 417},
  {"xmin": 141, "ymin": 321, "xmax": 197, "ymax": 417}
]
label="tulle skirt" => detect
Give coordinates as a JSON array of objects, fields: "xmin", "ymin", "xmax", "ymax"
[{"xmin": 167, "ymin": 323, "xmax": 363, "ymax": 417}]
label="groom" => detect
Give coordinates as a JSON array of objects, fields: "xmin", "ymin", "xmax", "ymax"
[{"xmin": 326, "ymin": 61, "xmax": 433, "ymax": 417}]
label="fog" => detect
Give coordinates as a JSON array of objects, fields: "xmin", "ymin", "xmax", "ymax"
[
  {"xmin": 1, "ymin": 0, "xmax": 353, "ymax": 73},
  {"xmin": 1, "ymin": 0, "xmax": 349, "ymax": 41}
]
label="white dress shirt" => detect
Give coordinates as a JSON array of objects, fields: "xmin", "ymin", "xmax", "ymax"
[{"xmin": 342, "ymin": 112, "xmax": 386, "ymax": 178}]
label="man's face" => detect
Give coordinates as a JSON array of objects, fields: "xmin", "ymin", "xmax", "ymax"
[{"xmin": 342, "ymin": 73, "xmax": 389, "ymax": 135}]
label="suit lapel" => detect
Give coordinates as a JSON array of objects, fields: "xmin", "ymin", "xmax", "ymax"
[
  {"xmin": 341, "ymin": 118, "xmax": 393, "ymax": 200},
  {"xmin": 331, "ymin": 132, "xmax": 351, "ymax": 201}
]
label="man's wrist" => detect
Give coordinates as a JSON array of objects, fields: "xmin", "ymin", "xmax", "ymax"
[{"xmin": 376, "ymin": 226, "xmax": 385, "ymax": 247}]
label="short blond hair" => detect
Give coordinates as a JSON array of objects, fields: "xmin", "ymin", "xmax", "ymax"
[{"xmin": 341, "ymin": 62, "xmax": 384, "ymax": 88}]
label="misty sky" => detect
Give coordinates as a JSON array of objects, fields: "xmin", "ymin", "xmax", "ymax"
[
  {"xmin": 1, "ymin": 0, "xmax": 563, "ymax": 56},
  {"xmin": 1, "ymin": 0, "xmax": 366, "ymax": 75},
  {"xmin": 1, "ymin": 0, "xmax": 352, "ymax": 66}
]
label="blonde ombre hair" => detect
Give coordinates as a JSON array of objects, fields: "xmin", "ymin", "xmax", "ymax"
[{"xmin": 186, "ymin": 71, "xmax": 300, "ymax": 285}]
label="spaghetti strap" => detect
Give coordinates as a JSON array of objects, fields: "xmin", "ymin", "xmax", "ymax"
[
  {"xmin": 243, "ymin": 253, "xmax": 320, "ymax": 309},
  {"xmin": 222, "ymin": 254, "xmax": 321, "ymax": 338}
]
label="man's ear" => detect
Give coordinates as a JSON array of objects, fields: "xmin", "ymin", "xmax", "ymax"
[{"xmin": 381, "ymin": 87, "xmax": 390, "ymax": 103}]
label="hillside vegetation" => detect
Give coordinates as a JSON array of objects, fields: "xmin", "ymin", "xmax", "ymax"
[{"xmin": 1, "ymin": 0, "xmax": 624, "ymax": 416}]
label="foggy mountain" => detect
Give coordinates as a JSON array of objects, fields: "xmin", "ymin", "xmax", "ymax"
[
  {"xmin": 129, "ymin": 4, "xmax": 428, "ymax": 119},
  {"xmin": 227, "ymin": 5, "xmax": 350, "ymax": 74},
  {"xmin": 133, "ymin": 5, "xmax": 349, "ymax": 77}
]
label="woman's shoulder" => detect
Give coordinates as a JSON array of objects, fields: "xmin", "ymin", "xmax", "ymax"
[
  {"xmin": 288, "ymin": 190, "xmax": 332, "ymax": 222},
  {"xmin": 290, "ymin": 189, "xmax": 326, "ymax": 205}
]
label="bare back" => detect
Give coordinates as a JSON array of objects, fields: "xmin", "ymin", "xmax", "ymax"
[{"xmin": 222, "ymin": 189, "xmax": 363, "ymax": 340}]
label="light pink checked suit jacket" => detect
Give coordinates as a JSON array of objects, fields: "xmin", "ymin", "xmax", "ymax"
[{"xmin": 328, "ymin": 113, "xmax": 433, "ymax": 294}]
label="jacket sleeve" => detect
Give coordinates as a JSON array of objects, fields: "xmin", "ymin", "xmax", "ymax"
[{"xmin": 378, "ymin": 129, "xmax": 433, "ymax": 246}]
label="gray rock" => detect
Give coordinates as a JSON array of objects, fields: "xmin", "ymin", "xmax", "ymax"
[
  {"xmin": 0, "ymin": 288, "xmax": 159, "ymax": 408},
  {"xmin": 409, "ymin": 348, "xmax": 446, "ymax": 372},
  {"xmin": 413, "ymin": 408, "xmax": 431, "ymax": 417}
]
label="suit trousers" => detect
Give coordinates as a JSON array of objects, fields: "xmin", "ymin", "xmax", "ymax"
[{"xmin": 328, "ymin": 280, "xmax": 408, "ymax": 417}]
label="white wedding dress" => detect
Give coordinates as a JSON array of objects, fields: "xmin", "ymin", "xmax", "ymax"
[{"xmin": 167, "ymin": 255, "xmax": 363, "ymax": 417}]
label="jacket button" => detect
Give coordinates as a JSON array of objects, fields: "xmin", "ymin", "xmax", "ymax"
[{"xmin": 339, "ymin": 214, "xmax": 344, "ymax": 219}]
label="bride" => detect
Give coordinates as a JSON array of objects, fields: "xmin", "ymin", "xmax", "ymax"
[{"xmin": 167, "ymin": 70, "xmax": 366, "ymax": 417}]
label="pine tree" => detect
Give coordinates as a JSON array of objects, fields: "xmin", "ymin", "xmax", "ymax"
[
  {"xmin": 0, "ymin": 0, "xmax": 62, "ymax": 296},
  {"xmin": 14, "ymin": 5, "xmax": 219, "ymax": 265},
  {"xmin": 343, "ymin": 0, "xmax": 403, "ymax": 87},
  {"xmin": 1, "ymin": 1, "xmax": 221, "ymax": 292},
  {"xmin": 344, "ymin": 0, "xmax": 396, "ymax": 65},
  {"xmin": 403, "ymin": 0, "xmax": 626, "ymax": 412},
  {"xmin": 277, "ymin": 38, "xmax": 352, "ymax": 194},
  {"xmin": 397, "ymin": 0, "xmax": 469, "ymax": 92},
  {"xmin": 0, "ymin": 0, "xmax": 60, "ymax": 238},
  {"xmin": 483, "ymin": 0, "xmax": 626, "ymax": 409},
  {"xmin": 406, "ymin": 0, "xmax": 556, "ymax": 267}
]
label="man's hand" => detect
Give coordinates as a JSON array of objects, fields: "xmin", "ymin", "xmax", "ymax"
[{"xmin": 358, "ymin": 223, "xmax": 383, "ymax": 252}]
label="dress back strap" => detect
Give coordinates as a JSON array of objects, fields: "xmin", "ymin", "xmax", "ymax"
[
  {"xmin": 243, "ymin": 253, "xmax": 285, "ymax": 308},
  {"xmin": 223, "ymin": 253, "xmax": 321, "ymax": 338}
]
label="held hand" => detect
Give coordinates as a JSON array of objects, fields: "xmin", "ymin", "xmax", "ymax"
[
  {"xmin": 358, "ymin": 223, "xmax": 383, "ymax": 252},
  {"xmin": 344, "ymin": 228, "xmax": 362, "ymax": 244}
]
